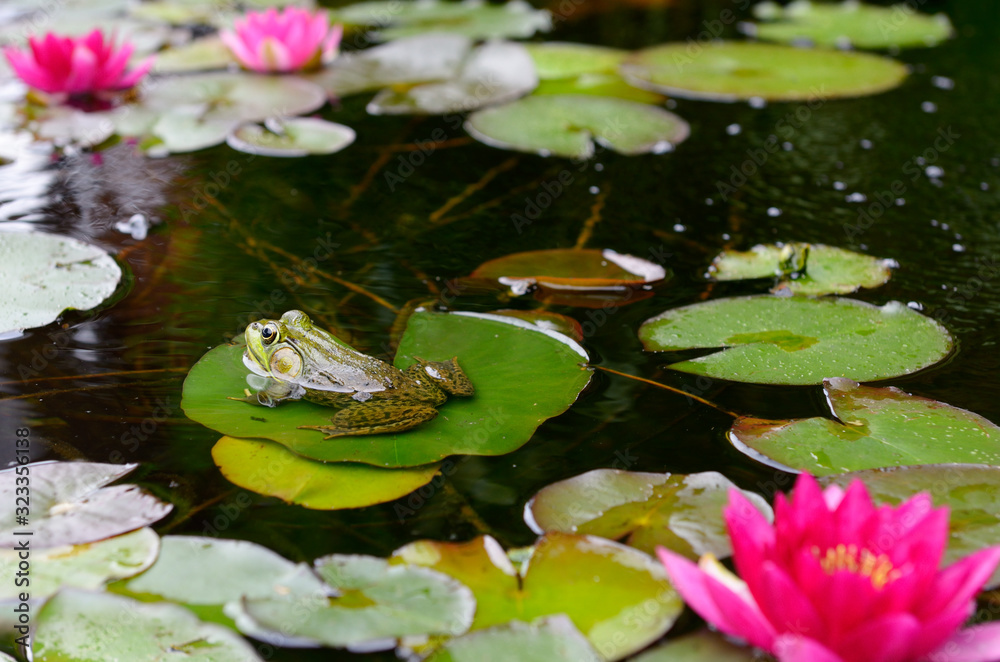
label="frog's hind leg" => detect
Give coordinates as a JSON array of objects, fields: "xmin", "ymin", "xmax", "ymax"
[
  {"xmin": 299, "ymin": 401, "xmax": 439, "ymax": 439},
  {"xmin": 407, "ymin": 357, "xmax": 475, "ymax": 397}
]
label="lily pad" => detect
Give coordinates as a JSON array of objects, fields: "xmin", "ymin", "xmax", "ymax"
[
  {"xmin": 820, "ymin": 464, "xmax": 1000, "ymax": 588},
  {"xmin": 533, "ymin": 75, "xmax": 665, "ymax": 104},
  {"xmin": 748, "ymin": 0, "xmax": 954, "ymax": 50},
  {"xmin": 0, "ymin": 528, "xmax": 158, "ymax": 600},
  {"xmin": 211, "ymin": 436, "xmax": 442, "ymax": 510},
  {"xmin": 491, "ymin": 310, "xmax": 584, "ymax": 342},
  {"xmin": 708, "ymin": 242, "xmax": 895, "ymax": 296},
  {"xmin": 523, "ymin": 42, "xmax": 628, "ymax": 79},
  {"xmin": 465, "ymin": 94, "xmax": 689, "ymax": 158},
  {"xmin": 632, "ymin": 629, "xmax": 757, "ymax": 662},
  {"xmin": 425, "ymin": 616, "xmax": 603, "ymax": 662},
  {"xmin": 152, "ymin": 36, "xmax": 236, "ymax": 74},
  {"xmin": 0, "ymin": 461, "xmax": 172, "ymax": 548},
  {"xmin": 393, "ymin": 533, "xmax": 682, "ymax": 661},
  {"xmin": 0, "ymin": 232, "xmax": 122, "ymax": 334},
  {"xmin": 181, "ymin": 311, "xmax": 592, "ymax": 467},
  {"xmin": 33, "ymin": 589, "xmax": 264, "ymax": 661},
  {"xmin": 621, "ymin": 41, "xmax": 908, "ymax": 102},
  {"xmin": 227, "ymin": 117, "xmax": 356, "ymax": 157},
  {"xmin": 524, "ymin": 469, "xmax": 773, "ymax": 560},
  {"xmin": 729, "ymin": 378, "xmax": 1000, "ymax": 474},
  {"xmin": 638, "ymin": 296, "xmax": 952, "ymax": 385},
  {"xmin": 240, "ymin": 554, "xmax": 475, "ymax": 649},
  {"xmin": 332, "ymin": 0, "xmax": 552, "ymax": 41},
  {"xmin": 29, "ymin": 106, "xmax": 115, "ymax": 147}
]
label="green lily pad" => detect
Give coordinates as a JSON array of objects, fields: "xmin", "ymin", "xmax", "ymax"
[
  {"xmin": 533, "ymin": 75, "xmax": 665, "ymax": 104},
  {"xmin": 632, "ymin": 629, "xmax": 757, "ymax": 662},
  {"xmin": 152, "ymin": 36, "xmax": 236, "ymax": 74},
  {"xmin": 393, "ymin": 533, "xmax": 682, "ymax": 661},
  {"xmin": 181, "ymin": 311, "xmax": 592, "ymax": 467},
  {"xmin": 211, "ymin": 436, "xmax": 442, "ymax": 510},
  {"xmin": 0, "ymin": 528, "xmax": 158, "ymax": 600},
  {"xmin": 749, "ymin": 0, "xmax": 954, "ymax": 50},
  {"xmin": 525, "ymin": 469, "xmax": 773, "ymax": 560},
  {"xmin": 0, "ymin": 462, "xmax": 172, "ymax": 548},
  {"xmin": 820, "ymin": 464, "xmax": 1000, "ymax": 588},
  {"xmin": 639, "ymin": 296, "xmax": 952, "ymax": 385},
  {"xmin": 621, "ymin": 41, "xmax": 908, "ymax": 102},
  {"xmin": 425, "ymin": 616, "xmax": 603, "ymax": 662},
  {"xmin": 240, "ymin": 554, "xmax": 475, "ymax": 649},
  {"xmin": 524, "ymin": 42, "xmax": 628, "ymax": 79},
  {"xmin": 332, "ymin": 0, "xmax": 552, "ymax": 41},
  {"xmin": 730, "ymin": 378, "xmax": 1000, "ymax": 475},
  {"xmin": 0, "ymin": 232, "xmax": 122, "ymax": 334},
  {"xmin": 491, "ymin": 310, "xmax": 584, "ymax": 342},
  {"xmin": 227, "ymin": 117, "xmax": 356, "ymax": 157},
  {"xmin": 29, "ymin": 106, "xmax": 115, "ymax": 147},
  {"xmin": 33, "ymin": 589, "xmax": 264, "ymax": 661},
  {"xmin": 708, "ymin": 242, "xmax": 895, "ymax": 296}
]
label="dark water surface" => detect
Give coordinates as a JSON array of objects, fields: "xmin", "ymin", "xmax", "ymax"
[{"xmin": 3, "ymin": 0, "xmax": 1000, "ymax": 658}]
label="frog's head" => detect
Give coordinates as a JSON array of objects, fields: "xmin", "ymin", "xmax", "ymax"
[{"xmin": 243, "ymin": 310, "xmax": 314, "ymax": 380}]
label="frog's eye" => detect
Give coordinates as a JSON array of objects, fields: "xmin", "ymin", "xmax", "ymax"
[{"xmin": 261, "ymin": 323, "xmax": 279, "ymax": 344}]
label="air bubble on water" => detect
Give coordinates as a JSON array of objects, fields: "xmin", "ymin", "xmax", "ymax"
[
  {"xmin": 981, "ymin": 182, "xmax": 989, "ymax": 190},
  {"xmin": 941, "ymin": 223, "xmax": 950, "ymax": 230},
  {"xmin": 921, "ymin": 101, "xmax": 937, "ymax": 113},
  {"xmin": 930, "ymin": 219, "xmax": 939, "ymax": 227},
  {"xmin": 673, "ymin": 223, "xmax": 686, "ymax": 232},
  {"xmin": 953, "ymin": 244, "xmax": 966, "ymax": 253},
  {"xmin": 782, "ymin": 142, "xmax": 793, "ymax": 151},
  {"xmin": 907, "ymin": 301, "xmax": 924, "ymax": 311},
  {"xmin": 767, "ymin": 207, "xmax": 782, "ymax": 217},
  {"xmin": 845, "ymin": 192, "xmax": 867, "ymax": 202},
  {"xmin": 726, "ymin": 123, "xmax": 742, "ymax": 136},
  {"xmin": 705, "ymin": 198, "xmax": 714, "ymax": 205},
  {"xmin": 931, "ymin": 76, "xmax": 954, "ymax": 90},
  {"xmin": 833, "ymin": 181, "xmax": 846, "ymax": 190},
  {"xmin": 594, "ymin": 163, "xmax": 604, "ymax": 172},
  {"xmin": 860, "ymin": 139, "xmax": 873, "ymax": 149},
  {"xmin": 895, "ymin": 198, "xmax": 905, "ymax": 206},
  {"xmin": 722, "ymin": 233, "xmax": 731, "ymax": 240},
  {"xmin": 749, "ymin": 97, "xmax": 766, "ymax": 109},
  {"xmin": 955, "ymin": 233, "xmax": 962, "ymax": 240},
  {"xmin": 926, "ymin": 165, "xmax": 944, "ymax": 178},
  {"xmin": 589, "ymin": 186, "xmax": 600, "ymax": 194}
]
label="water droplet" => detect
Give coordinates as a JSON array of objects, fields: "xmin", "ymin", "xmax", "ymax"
[
  {"xmin": 895, "ymin": 198, "xmax": 905, "ymax": 206},
  {"xmin": 782, "ymin": 141, "xmax": 793, "ymax": 151},
  {"xmin": 907, "ymin": 301, "xmax": 924, "ymax": 311},
  {"xmin": 981, "ymin": 182, "xmax": 989, "ymax": 191},
  {"xmin": 921, "ymin": 101, "xmax": 937, "ymax": 113},
  {"xmin": 767, "ymin": 207, "xmax": 782, "ymax": 217},
  {"xmin": 705, "ymin": 198, "xmax": 714, "ymax": 206},
  {"xmin": 726, "ymin": 123, "xmax": 741, "ymax": 136},
  {"xmin": 941, "ymin": 222, "xmax": 950, "ymax": 230},
  {"xmin": 860, "ymin": 139, "xmax": 873, "ymax": 149},
  {"xmin": 594, "ymin": 163, "xmax": 604, "ymax": 172},
  {"xmin": 931, "ymin": 75, "xmax": 954, "ymax": 90},
  {"xmin": 930, "ymin": 219, "xmax": 939, "ymax": 227},
  {"xmin": 833, "ymin": 181, "xmax": 846, "ymax": 191},
  {"xmin": 722, "ymin": 233, "xmax": 731, "ymax": 240},
  {"xmin": 749, "ymin": 96, "xmax": 766, "ymax": 108},
  {"xmin": 925, "ymin": 165, "xmax": 944, "ymax": 178},
  {"xmin": 589, "ymin": 186, "xmax": 600, "ymax": 194},
  {"xmin": 953, "ymin": 244, "xmax": 966, "ymax": 253},
  {"xmin": 845, "ymin": 192, "xmax": 867, "ymax": 203},
  {"xmin": 673, "ymin": 223, "xmax": 686, "ymax": 232}
]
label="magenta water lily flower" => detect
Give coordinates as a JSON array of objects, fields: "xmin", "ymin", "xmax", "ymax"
[
  {"xmin": 220, "ymin": 7, "xmax": 343, "ymax": 73},
  {"xmin": 3, "ymin": 30, "xmax": 152, "ymax": 95},
  {"xmin": 658, "ymin": 474, "xmax": 1000, "ymax": 662}
]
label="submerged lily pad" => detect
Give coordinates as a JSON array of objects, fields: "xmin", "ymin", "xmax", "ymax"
[
  {"xmin": 393, "ymin": 533, "xmax": 682, "ymax": 661},
  {"xmin": 425, "ymin": 616, "xmax": 603, "ymax": 662},
  {"xmin": 181, "ymin": 311, "xmax": 592, "ymax": 467},
  {"xmin": 227, "ymin": 117, "xmax": 356, "ymax": 157},
  {"xmin": 632, "ymin": 629, "xmax": 757, "ymax": 662},
  {"xmin": 0, "ymin": 231, "xmax": 122, "ymax": 334},
  {"xmin": 466, "ymin": 94, "xmax": 689, "ymax": 158},
  {"xmin": 0, "ymin": 462, "xmax": 172, "ymax": 548},
  {"xmin": 639, "ymin": 296, "xmax": 952, "ymax": 385},
  {"xmin": 749, "ymin": 0, "xmax": 954, "ymax": 49},
  {"xmin": 332, "ymin": 0, "xmax": 552, "ymax": 41},
  {"xmin": 525, "ymin": 469, "xmax": 772, "ymax": 559},
  {"xmin": 730, "ymin": 378, "xmax": 1000, "ymax": 474},
  {"xmin": 708, "ymin": 242, "xmax": 895, "ymax": 296},
  {"xmin": 820, "ymin": 464, "xmax": 1000, "ymax": 588},
  {"xmin": 621, "ymin": 41, "xmax": 908, "ymax": 101},
  {"xmin": 211, "ymin": 436, "xmax": 442, "ymax": 510}
]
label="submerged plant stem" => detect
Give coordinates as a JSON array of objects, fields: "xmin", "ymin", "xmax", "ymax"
[
  {"xmin": 573, "ymin": 186, "xmax": 609, "ymax": 250},
  {"xmin": 594, "ymin": 365, "xmax": 739, "ymax": 418}
]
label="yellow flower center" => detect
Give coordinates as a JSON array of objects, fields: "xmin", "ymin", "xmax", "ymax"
[{"xmin": 811, "ymin": 543, "xmax": 901, "ymax": 590}]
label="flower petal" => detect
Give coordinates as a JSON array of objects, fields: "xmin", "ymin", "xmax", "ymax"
[
  {"xmin": 775, "ymin": 634, "xmax": 845, "ymax": 662},
  {"xmin": 918, "ymin": 546, "xmax": 1000, "ymax": 619},
  {"xmin": 833, "ymin": 612, "xmax": 921, "ymax": 662},
  {"xmin": 928, "ymin": 623, "xmax": 1000, "ymax": 662},
  {"xmin": 755, "ymin": 561, "xmax": 826, "ymax": 641}
]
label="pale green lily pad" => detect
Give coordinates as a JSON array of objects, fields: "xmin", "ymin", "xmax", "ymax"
[
  {"xmin": 332, "ymin": 0, "xmax": 552, "ymax": 41},
  {"xmin": 820, "ymin": 464, "xmax": 1000, "ymax": 588},
  {"xmin": 708, "ymin": 242, "xmax": 895, "ymax": 296},
  {"xmin": 211, "ymin": 436, "xmax": 442, "ymax": 510},
  {"xmin": 639, "ymin": 296, "xmax": 952, "ymax": 385},
  {"xmin": 425, "ymin": 616, "xmax": 603, "ymax": 662},
  {"xmin": 149, "ymin": 111, "xmax": 237, "ymax": 154},
  {"xmin": 621, "ymin": 41, "xmax": 908, "ymax": 102},
  {"xmin": 33, "ymin": 589, "xmax": 264, "ymax": 661},
  {"xmin": 533, "ymin": 75, "xmax": 665, "ymax": 104},
  {"xmin": 393, "ymin": 533, "xmax": 682, "ymax": 661},
  {"xmin": 0, "ymin": 528, "xmax": 158, "ymax": 600},
  {"xmin": 227, "ymin": 117, "xmax": 356, "ymax": 157},
  {"xmin": 152, "ymin": 36, "xmax": 236, "ymax": 74},
  {"xmin": 730, "ymin": 378, "xmax": 1000, "ymax": 475},
  {"xmin": 0, "ymin": 461, "xmax": 172, "ymax": 549},
  {"xmin": 0, "ymin": 232, "xmax": 122, "ymax": 334},
  {"xmin": 632, "ymin": 629, "xmax": 756, "ymax": 662},
  {"xmin": 181, "ymin": 311, "xmax": 592, "ymax": 467},
  {"xmin": 241, "ymin": 555, "xmax": 475, "ymax": 649},
  {"xmin": 524, "ymin": 42, "xmax": 627, "ymax": 79},
  {"xmin": 525, "ymin": 470, "xmax": 773, "ymax": 560},
  {"xmin": 466, "ymin": 94, "xmax": 689, "ymax": 158},
  {"xmin": 749, "ymin": 0, "xmax": 954, "ymax": 49}
]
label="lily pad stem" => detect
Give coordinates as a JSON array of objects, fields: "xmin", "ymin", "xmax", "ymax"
[{"xmin": 594, "ymin": 365, "xmax": 740, "ymax": 418}]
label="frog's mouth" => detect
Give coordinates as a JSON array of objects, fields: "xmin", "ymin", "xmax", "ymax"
[{"xmin": 243, "ymin": 347, "xmax": 271, "ymax": 378}]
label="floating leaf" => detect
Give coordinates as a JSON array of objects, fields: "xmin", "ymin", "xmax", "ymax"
[
  {"xmin": 393, "ymin": 533, "xmax": 682, "ymax": 661},
  {"xmin": 632, "ymin": 629, "xmax": 756, "ymax": 662},
  {"xmin": 525, "ymin": 469, "xmax": 772, "ymax": 560},
  {"xmin": 621, "ymin": 42, "xmax": 908, "ymax": 101},
  {"xmin": 425, "ymin": 616, "xmax": 603, "ymax": 662},
  {"xmin": 152, "ymin": 36, "xmax": 236, "ymax": 74},
  {"xmin": 227, "ymin": 117, "xmax": 356, "ymax": 157},
  {"xmin": 30, "ymin": 106, "xmax": 115, "ymax": 147},
  {"xmin": 332, "ymin": 0, "xmax": 552, "ymax": 41},
  {"xmin": 533, "ymin": 75, "xmax": 665, "ymax": 104},
  {"xmin": 241, "ymin": 555, "xmax": 475, "ymax": 649},
  {"xmin": 820, "ymin": 465, "xmax": 1000, "ymax": 588},
  {"xmin": 212, "ymin": 436, "xmax": 442, "ymax": 510},
  {"xmin": 730, "ymin": 378, "xmax": 1000, "ymax": 475},
  {"xmin": 0, "ymin": 232, "xmax": 123, "ymax": 334},
  {"xmin": 490, "ymin": 310, "xmax": 584, "ymax": 342},
  {"xmin": 749, "ymin": 0, "xmax": 954, "ymax": 49},
  {"xmin": 708, "ymin": 242, "xmax": 895, "ymax": 296},
  {"xmin": 0, "ymin": 528, "xmax": 158, "ymax": 600},
  {"xmin": 466, "ymin": 94, "xmax": 689, "ymax": 158},
  {"xmin": 181, "ymin": 311, "xmax": 592, "ymax": 467},
  {"xmin": 33, "ymin": 589, "xmax": 264, "ymax": 661},
  {"xmin": 524, "ymin": 42, "xmax": 627, "ymax": 79},
  {"xmin": 639, "ymin": 296, "xmax": 952, "ymax": 385},
  {"xmin": 0, "ymin": 462, "xmax": 171, "ymax": 549}
]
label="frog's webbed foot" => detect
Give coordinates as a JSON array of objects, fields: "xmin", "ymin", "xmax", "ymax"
[
  {"xmin": 299, "ymin": 401, "xmax": 439, "ymax": 439},
  {"xmin": 407, "ymin": 357, "xmax": 475, "ymax": 397}
]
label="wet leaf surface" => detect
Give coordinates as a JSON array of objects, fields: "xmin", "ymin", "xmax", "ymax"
[
  {"xmin": 533, "ymin": 74, "xmax": 665, "ymax": 104},
  {"xmin": 524, "ymin": 42, "xmax": 628, "ymax": 79},
  {"xmin": 631, "ymin": 629, "xmax": 756, "ymax": 662},
  {"xmin": 227, "ymin": 117, "xmax": 356, "ymax": 157},
  {"xmin": 332, "ymin": 0, "xmax": 552, "ymax": 41},
  {"xmin": 472, "ymin": 248, "xmax": 667, "ymax": 290},
  {"xmin": 425, "ymin": 615, "xmax": 603, "ymax": 662}
]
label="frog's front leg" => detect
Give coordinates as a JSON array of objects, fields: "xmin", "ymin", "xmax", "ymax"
[
  {"xmin": 406, "ymin": 357, "xmax": 475, "ymax": 397},
  {"xmin": 299, "ymin": 401, "xmax": 439, "ymax": 439}
]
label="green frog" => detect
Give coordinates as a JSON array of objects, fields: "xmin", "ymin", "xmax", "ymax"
[{"xmin": 241, "ymin": 310, "xmax": 474, "ymax": 439}]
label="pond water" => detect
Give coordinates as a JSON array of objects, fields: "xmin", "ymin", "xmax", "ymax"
[{"xmin": 3, "ymin": 0, "xmax": 1000, "ymax": 659}]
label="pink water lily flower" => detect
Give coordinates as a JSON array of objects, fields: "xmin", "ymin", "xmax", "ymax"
[
  {"xmin": 220, "ymin": 7, "xmax": 342, "ymax": 73},
  {"xmin": 3, "ymin": 30, "xmax": 152, "ymax": 95},
  {"xmin": 658, "ymin": 474, "xmax": 1000, "ymax": 662}
]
